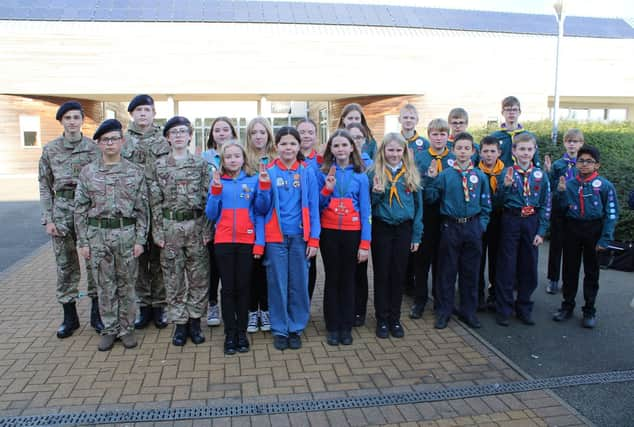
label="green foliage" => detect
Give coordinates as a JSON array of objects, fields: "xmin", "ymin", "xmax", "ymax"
[{"xmin": 473, "ymin": 120, "xmax": 634, "ymax": 240}]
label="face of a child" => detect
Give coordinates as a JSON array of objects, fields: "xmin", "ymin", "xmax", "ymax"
[
  {"xmin": 61, "ymin": 110, "xmax": 84, "ymax": 135},
  {"xmin": 330, "ymin": 136, "xmax": 354, "ymax": 164},
  {"xmin": 576, "ymin": 153, "xmax": 599, "ymax": 177},
  {"xmin": 512, "ymin": 141, "xmax": 536, "ymax": 167},
  {"xmin": 250, "ymin": 123, "xmax": 268, "ymax": 151},
  {"xmin": 222, "ymin": 145, "xmax": 244, "ymax": 174},
  {"xmin": 428, "ymin": 129, "xmax": 448, "ymax": 151},
  {"xmin": 277, "ymin": 134, "xmax": 300, "ymax": 164},
  {"xmin": 97, "ymin": 131, "xmax": 123, "ymax": 157},
  {"xmin": 502, "ymin": 104, "xmax": 521, "ymax": 125},
  {"xmin": 453, "ymin": 139, "xmax": 474, "ymax": 164},
  {"xmin": 297, "ymin": 122, "xmax": 316, "ymax": 151},
  {"xmin": 130, "ymin": 105, "xmax": 155, "ymax": 128},
  {"xmin": 342, "ymin": 110, "xmax": 362, "ymax": 127},
  {"xmin": 479, "ymin": 143, "xmax": 500, "ymax": 167},
  {"xmin": 212, "ymin": 120, "xmax": 233, "ymax": 148},
  {"xmin": 166, "ymin": 125, "xmax": 191, "ymax": 149},
  {"xmin": 348, "ymin": 127, "xmax": 366, "ymax": 153},
  {"xmin": 383, "ymin": 140, "xmax": 404, "ymax": 167},
  {"xmin": 399, "ymin": 109, "xmax": 418, "ymax": 133},
  {"xmin": 564, "ymin": 137, "xmax": 583, "ymax": 157},
  {"xmin": 449, "ymin": 117, "xmax": 467, "ymax": 135}
]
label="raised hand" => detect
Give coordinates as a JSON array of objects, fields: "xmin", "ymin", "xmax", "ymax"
[
  {"xmin": 557, "ymin": 175, "xmax": 566, "ymax": 192},
  {"xmin": 427, "ymin": 159, "xmax": 438, "ymax": 178},
  {"xmin": 372, "ymin": 174, "xmax": 384, "ymax": 193},
  {"xmin": 259, "ymin": 162, "xmax": 270, "ymax": 183},
  {"xmin": 544, "ymin": 154, "xmax": 552, "ymax": 173},
  {"xmin": 503, "ymin": 167, "xmax": 514, "ymax": 187},
  {"xmin": 212, "ymin": 170, "xmax": 221, "ymax": 187},
  {"xmin": 325, "ymin": 166, "xmax": 336, "ymax": 191}
]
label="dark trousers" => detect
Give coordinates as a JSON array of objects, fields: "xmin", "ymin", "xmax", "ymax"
[
  {"xmin": 547, "ymin": 213, "xmax": 565, "ymax": 282},
  {"xmin": 495, "ymin": 213, "xmax": 539, "ymax": 319},
  {"xmin": 478, "ymin": 210, "xmax": 502, "ymax": 303},
  {"xmin": 215, "ymin": 243, "xmax": 253, "ymax": 336},
  {"xmin": 436, "ymin": 218, "xmax": 482, "ymax": 319},
  {"xmin": 207, "ymin": 242, "xmax": 221, "ymax": 305},
  {"xmin": 308, "ymin": 257, "xmax": 317, "ymax": 300},
  {"xmin": 249, "ymin": 257, "xmax": 268, "ymax": 312},
  {"xmin": 414, "ymin": 204, "xmax": 441, "ymax": 306},
  {"xmin": 372, "ymin": 219, "xmax": 412, "ymax": 324},
  {"xmin": 354, "ymin": 261, "xmax": 369, "ymax": 317},
  {"xmin": 561, "ymin": 218, "xmax": 603, "ymax": 315},
  {"xmin": 320, "ymin": 229, "xmax": 360, "ymax": 332}
]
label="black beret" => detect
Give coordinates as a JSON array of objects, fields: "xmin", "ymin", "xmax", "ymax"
[
  {"xmin": 163, "ymin": 116, "xmax": 192, "ymax": 137},
  {"xmin": 56, "ymin": 101, "xmax": 84, "ymax": 121},
  {"xmin": 93, "ymin": 119, "xmax": 123, "ymax": 141},
  {"xmin": 127, "ymin": 94, "xmax": 154, "ymax": 113}
]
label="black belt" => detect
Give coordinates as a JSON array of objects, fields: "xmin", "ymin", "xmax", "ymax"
[
  {"xmin": 55, "ymin": 189, "xmax": 75, "ymax": 199},
  {"xmin": 162, "ymin": 209, "xmax": 203, "ymax": 221},
  {"xmin": 88, "ymin": 217, "xmax": 136, "ymax": 228},
  {"xmin": 444, "ymin": 215, "xmax": 478, "ymax": 224}
]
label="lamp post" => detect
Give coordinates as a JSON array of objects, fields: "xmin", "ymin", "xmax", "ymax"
[{"xmin": 552, "ymin": 0, "xmax": 565, "ymax": 144}]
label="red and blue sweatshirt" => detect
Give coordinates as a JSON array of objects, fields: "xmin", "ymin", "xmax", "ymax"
[
  {"xmin": 205, "ymin": 171, "xmax": 272, "ymax": 255},
  {"xmin": 316, "ymin": 164, "xmax": 372, "ymax": 250},
  {"xmin": 261, "ymin": 158, "xmax": 321, "ymax": 247}
]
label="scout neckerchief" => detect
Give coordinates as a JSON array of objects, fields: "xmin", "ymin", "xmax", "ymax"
[
  {"xmin": 453, "ymin": 162, "xmax": 474, "ymax": 202},
  {"xmin": 576, "ymin": 171, "xmax": 599, "ymax": 217},
  {"xmin": 478, "ymin": 159, "xmax": 504, "ymax": 194},
  {"xmin": 402, "ymin": 130, "xmax": 420, "ymax": 143},
  {"xmin": 513, "ymin": 163, "xmax": 534, "ymax": 198},
  {"xmin": 428, "ymin": 147, "xmax": 449, "ymax": 172},
  {"xmin": 384, "ymin": 164, "xmax": 407, "ymax": 207},
  {"xmin": 563, "ymin": 153, "xmax": 577, "ymax": 180}
]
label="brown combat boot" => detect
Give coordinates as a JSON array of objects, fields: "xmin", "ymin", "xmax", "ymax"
[{"xmin": 98, "ymin": 334, "xmax": 116, "ymax": 351}]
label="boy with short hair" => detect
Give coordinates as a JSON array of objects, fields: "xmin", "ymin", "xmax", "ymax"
[
  {"xmin": 75, "ymin": 119, "xmax": 149, "ymax": 351},
  {"xmin": 489, "ymin": 96, "xmax": 540, "ymax": 167},
  {"xmin": 495, "ymin": 132, "xmax": 551, "ymax": 326},
  {"xmin": 476, "ymin": 136, "xmax": 505, "ymax": 311},
  {"xmin": 447, "ymin": 107, "xmax": 469, "ymax": 148},
  {"xmin": 553, "ymin": 146, "xmax": 618, "ymax": 328},
  {"xmin": 408, "ymin": 119, "xmax": 456, "ymax": 319},
  {"xmin": 425, "ymin": 132, "xmax": 491, "ymax": 329},
  {"xmin": 543, "ymin": 129, "xmax": 584, "ymax": 294}
]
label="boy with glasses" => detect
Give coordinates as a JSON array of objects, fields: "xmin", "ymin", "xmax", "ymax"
[
  {"xmin": 552, "ymin": 146, "xmax": 618, "ymax": 328},
  {"xmin": 447, "ymin": 107, "xmax": 469, "ymax": 150},
  {"xmin": 489, "ymin": 96, "xmax": 540, "ymax": 167}
]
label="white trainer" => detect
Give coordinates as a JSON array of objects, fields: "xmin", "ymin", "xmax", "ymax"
[
  {"xmin": 260, "ymin": 310, "xmax": 271, "ymax": 332},
  {"xmin": 247, "ymin": 310, "xmax": 259, "ymax": 333},
  {"xmin": 207, "ymin": 303, "xmax": 221, "ymax": 326}
]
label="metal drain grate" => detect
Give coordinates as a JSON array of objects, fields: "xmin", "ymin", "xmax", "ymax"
[{"xmin": 2, "ymin": 369, "xmax": 633, "ymax": 426}]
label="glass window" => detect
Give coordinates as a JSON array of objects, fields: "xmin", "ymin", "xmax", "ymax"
[
  {"xmin": 607, "ymin": 108, "xmax": 627, "ymax": 121},
  {"xmin": 19, "ymin": 115, "xmax": 40, "ymax": 148}
]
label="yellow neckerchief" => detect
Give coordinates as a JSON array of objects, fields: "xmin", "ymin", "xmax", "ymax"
[
  {"xmin": 402, "ymin": 130, "xmax": 419, "ymax": 143},
  {"xmin": 384, "ymin": 164, "xmax": 407, "ymax": 207},
  {"xmin": 428, "ymin": 147, "xmax": 449, "ymax": 172},
  {"xmin": 478, "ymin": 159, "xmax": 505, "ymax": 194}
]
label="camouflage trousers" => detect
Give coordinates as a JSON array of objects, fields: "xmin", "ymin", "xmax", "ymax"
[
  {"xmin": 160, "ymin": 218, "xmax": 209, "ymax": 324},
  {"xmin": 136, "ymin": 231, "xmax": 166, "ymax": 307},
  {"xmin": 52, "ymin": 220, "xmax": 97, "ymax": 304},
  {"xmin": 87, "ymin": 225, "xmax": 138, "ymax": 337}
]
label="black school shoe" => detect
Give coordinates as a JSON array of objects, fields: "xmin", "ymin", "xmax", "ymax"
[
  {"xmin": 409, "ymin": 303, "xmax": 425, "ymax": 319},
  {"xmin": 353, "ymin": 314, "xmax": 365, "ymax": 327},
  {"xmin": 434, "ymin": 315, "xmax": 449, "ymax": 329},
  {"xmin": 582, "ymin": 313, "xmax": 597, "ymax": 329},
  {"xmin": 339, "ymin": 330, "xmax": 353, "ymax": 345},
  {"xmin": 237, "ymin": 331, "xmax": 250, "ymax": 352},
  {"xmin": 224, "ymin": 334, "xmax": 237, "ymax": 355},
  {"xmin": 458, "ymin": 314, "xmax": 482, "ymax": 329},
  {"xmin": 288, "ymin": 333, "xmax": 302, "ymax": 349},
  {"xmin": 390, "ymin": 321, "xmax": 405, "ymax": 338},
  {"xmin": 376, "ymin": 321, "xmax": 389, "ymax": 338},
  {"xmin": 326, "ymin": 331, "xmax": 339, "ymax": 346},
  {"xmin": 273, "ymin": 335, "xmax": 288, "ymax": 351},
  {"xmin": 552, "ymin": 308, "xmax": 573, "ymax": 322}
]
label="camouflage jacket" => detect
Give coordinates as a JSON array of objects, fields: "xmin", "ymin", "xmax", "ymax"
[
  {"xmin": 149, "ymin": 152, "xmax": 212, "ymax": 243},
  {"xmin": 122, "ymin": 122, "xmax": 171, "ymax": 180},
  {"xmin": 74, "ymin": 156, "xmax": 149, "ymax": 247},
  {"xmin": 38, "ymin": 134, "xmax": 99, "ymax": 227}
]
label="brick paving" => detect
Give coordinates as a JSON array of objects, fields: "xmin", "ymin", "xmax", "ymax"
[{"xmin": 0, "ymin": 245, "xmax": 590, "ymax": 426}]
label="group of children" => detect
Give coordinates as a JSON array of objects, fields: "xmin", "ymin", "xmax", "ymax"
[{"xmin": 44, "ymin": 94, "xmax": 619, "ymax": 354}]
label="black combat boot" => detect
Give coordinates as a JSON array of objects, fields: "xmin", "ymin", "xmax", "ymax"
[
  {"xmin": 189, "ymin": 318, "xmax": 205, "ymax": 344},
  {"xmin": 134, "ymin": 306, "xmax": 152, "ymax": 329},
  {"xmin": 57, "ymin": 302, "xmax": 80, "ymax": 338},
  {"xmin": 90, "ymin": 297, "xmax": 104, "ymax": 334},
  {"xmin": 172, "ymin": 323, "xmax": 188, "ymax": 346},
  {"xmin": 152, "ymin": 306, "xmax": 168, "ymax": 329}
]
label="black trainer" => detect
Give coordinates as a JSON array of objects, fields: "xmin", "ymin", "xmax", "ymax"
[
  {"xmin": 376, "ymin": 321, "xmax": 389, "ymax": 338},
  {"xmin": 553, "ymin": 308, "xmax": 573, "ymax": 322},
  {"xmin": 273, "ymin": 335, "xmax": 288, "ymax": 351},
  {"xmin": 326, "ymin": 331, "xmax": 339, "ymax": 346},
  {"xmin": 224, "ymin": 334, "xmax": 237, "ymax": 355},
  {"xmin": 409, "ymin": 303, "xmax": 425, "ymax": 319},
  {"xmin": 237, "ymin": 331, "xmax": 250, "ymax": 353},
  {"xmin": 288, "ymin": 332, "xmax": 302, "ymax": 350},
  {"xmin": 339, "ymin": 330, "xmax": 353, "ymax": 345}
]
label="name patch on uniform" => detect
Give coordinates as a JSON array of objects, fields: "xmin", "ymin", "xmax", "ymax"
[
  {"xmin": 592, "ymin": 179, "xmax": 602, "ymax": 188},
  {"xmin": 469, "ymin": 175, "xmax": 478, "ymax": 184}
]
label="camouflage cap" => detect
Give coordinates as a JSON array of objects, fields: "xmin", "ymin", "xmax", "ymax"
[
  {"xmin": 93, "ymin": 119, "xmax": 123, "ymax": 141},
  {"xmin": 127, "ymin": 94, "xmax": 154, "ymax": 113},
  {"xmin": 56, "ymin": 101, "xmax": 84, "ymax": 121}
]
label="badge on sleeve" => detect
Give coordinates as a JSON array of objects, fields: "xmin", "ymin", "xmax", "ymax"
[
  {"xmin": 592, "ymin": 179, "xmax": 602, "ymax": 188},
  {"xmin": 533, "ymin": 170, "xmax": 543, "ymax": 180},
  {"xmin": 416, "ymin": 140, "xmax": 423, "ymax": 146},
  {"xmin": 469, "ymin": 175, "xmax": 478, "ymax": 184},
  {"xmin": 447, "ymin": 159, "xmax": 455, "ymax": 167}
]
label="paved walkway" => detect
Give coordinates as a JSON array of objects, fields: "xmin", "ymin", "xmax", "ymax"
[{"xmin": 0, "ymin": 245, "xmax": 591, "ymax": 426}]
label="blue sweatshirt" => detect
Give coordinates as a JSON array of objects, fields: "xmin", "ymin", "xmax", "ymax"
[
  {"xmin": 498, "ymin": 165, "xmax": 551, "ymax": 236},
  {"xmin": 425, "ymin": 165, "xmax": 491, "ymax": 230},
  {"xmin": 316, "ymin": 164, "xmax": 372, "ymax": 250},
  {"xmin": 489, "ymin": 125, "xmax": 540, "ymax": 167},
  {"xmin": 367, "ymin": 168, "xmax": 423, "ymax": 244},
  {"xmin": 558, "ymin": 173, "xmax": 618, "ymax": 248}
]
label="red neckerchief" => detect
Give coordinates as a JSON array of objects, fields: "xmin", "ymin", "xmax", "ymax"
[
  {"xmin": 453, "ymin": 162, "xmax": 474, "ymax": 202},
  {"xmin": 576, "ymin": 172, "xmax": 599, "ymax": 217},
  {"xmin": 513, "ymin": 163, "xmax": 534, "ymax": 197}
]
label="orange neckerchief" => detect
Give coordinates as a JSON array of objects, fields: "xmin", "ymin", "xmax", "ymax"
[
  {"xmin": 428, "ymin": 147, "xmax": 449, "ymax": 172},
  {"xmin": 402, "ymin": 130, "xmax": 420, "ymax": 143},
  {"xmin": 453, "ymin": 162, "xmax": 474, "ymax": 202},
  {"xmin": 513, "ymin": 163, "xmax": 534, "ymax": 197},
  {"xmin": 385, "ymin": 164, "xmax": 407, "ymax": 207},
  {"xmin": 478, "ymin": 159, "xmax": 505, "ymax": 194}
]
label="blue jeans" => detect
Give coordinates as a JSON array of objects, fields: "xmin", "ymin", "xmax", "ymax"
[{"xmin": 263, "ymin": 235, "xmax": 310, "ymax": 337}]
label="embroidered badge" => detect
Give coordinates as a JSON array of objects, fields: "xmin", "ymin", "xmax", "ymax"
[
  {"xmin": 447, "ymin": 159, "xmax": 455, "ymax": 167},
  {"xmin": 592, "ymin": 179, "xmax": 602, "ymax": 188},
  {"xmin": 533, "ymin": 171, "xmax": 543, "ymax": 179},
  {"xmin": 276, "ymin": 177, "xmax": 284, "ymax": 187},
  {"xmin": 469, "ymin": 175, "xmax": 478, "ymax": 184}
]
